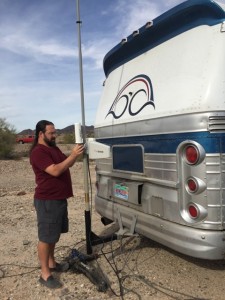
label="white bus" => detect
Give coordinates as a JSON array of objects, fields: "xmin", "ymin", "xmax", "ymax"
[{"xmin": 94, "ymin": 0, "xmax": 225, "ymax": 259}]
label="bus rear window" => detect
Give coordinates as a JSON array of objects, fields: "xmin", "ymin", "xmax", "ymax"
[{"xmin": 112, "ymin": 145, "xmax": 144, "ymax": 174}]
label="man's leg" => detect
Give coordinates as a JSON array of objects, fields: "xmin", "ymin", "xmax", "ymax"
[
  {"xmin": 48, "ymin": 243, "xmax": 56, "ymax": 269},
  {"xmin": 38, "ymin": 241, "xmax": 62, "ymax": 288},
  {"xmin": 38, "ymin": 241, "xmax": 52, "ymax": 280}
]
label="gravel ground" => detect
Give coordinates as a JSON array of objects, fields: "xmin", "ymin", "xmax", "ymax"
[{"xmin": 1, "ymin": 145, "xmax": 225, "ymax": 300}]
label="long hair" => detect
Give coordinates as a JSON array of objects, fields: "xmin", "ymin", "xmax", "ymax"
[{"xmin": 29, "ymin": 120, "xmax": 54, "ymax": 155}]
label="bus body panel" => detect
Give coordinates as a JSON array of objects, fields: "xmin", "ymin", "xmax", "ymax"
[{"xmin": 94, "ymin": 0, "xmax": 225, "ymax": 259}]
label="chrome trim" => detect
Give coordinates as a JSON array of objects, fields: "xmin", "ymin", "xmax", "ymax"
[
  {"xmin": 95, "ymin": 112, "xmax": 225, "ymax": 138},
  {"xmin": 208, "ymin": 115, "xmax": 225, "ymax": 132}
]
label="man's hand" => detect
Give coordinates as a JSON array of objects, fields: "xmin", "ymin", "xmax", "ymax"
[{"xmin": 71, "ymin": 144, "xmax": 85, "ymax": 158}]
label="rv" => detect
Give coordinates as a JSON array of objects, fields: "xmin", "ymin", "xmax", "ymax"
[{"xmin": 93, "ymin": 0, "xmax": 225, "ymax": 259}]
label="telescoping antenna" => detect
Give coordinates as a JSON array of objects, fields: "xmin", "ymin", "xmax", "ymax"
[
  {"xmin": 73, "ymin": 2, "xmax": 117, "ymax": 291},
  {"xmin": 75, "ymin": 0, "xmax": 117, "ymax": 257},
  {"xmin": 75, "ymin": 0, "xmax": 92, "ymax": 255}
]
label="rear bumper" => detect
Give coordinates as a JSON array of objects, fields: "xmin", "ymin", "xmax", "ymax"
[{"xmin": 95, "ymin": 196, "xmax": 225, "ymax": 260}]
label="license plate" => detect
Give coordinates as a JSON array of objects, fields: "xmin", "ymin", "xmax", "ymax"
[{"xmin": 114, "ymin": 183, "xmax": 129, "ymax": 200}]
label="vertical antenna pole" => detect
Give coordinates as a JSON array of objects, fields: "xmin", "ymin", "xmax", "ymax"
[{"xmin": 76, "ymin": 0, "xmax": 92, "ymax": 254}]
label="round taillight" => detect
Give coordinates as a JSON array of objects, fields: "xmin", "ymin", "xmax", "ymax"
[
  {"xmin": 188, "ymin": 204, "xmax": 199, "ymax": 218},
  {"xmin": 185, "ymin": 145, "xmax": 199, "ymax": 165},
  {"xmin": 187, "ymin": 178, "xmax": 198, "ymax": 193}
]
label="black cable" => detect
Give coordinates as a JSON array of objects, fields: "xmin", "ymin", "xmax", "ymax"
[
  {"xmin": 100, "ymin": 233, "xmax": 206, "ymax": 300},
  {"xmin": 119, "ymin": 235, "xmax": 141, "ymax": 275},
  {"xmin": 122, "ymin": 273, "xmax": 207, "ymax": 300},
  {"xmin": 98, "ymin": 236, "xmax": 125, "ymax": 298},
  {"xmin": 0, "ymin": 263, "xmax": 39, "ymax": 279}
]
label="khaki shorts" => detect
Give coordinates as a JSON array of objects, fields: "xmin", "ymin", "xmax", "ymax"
[{"xmin": 34, "ymin": 199, "xmax": 68, "ymax": 243}]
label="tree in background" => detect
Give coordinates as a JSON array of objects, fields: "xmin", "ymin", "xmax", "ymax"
[{"xmin": 0, "ymin": 118, "xmax": 16, "ymax": 159}]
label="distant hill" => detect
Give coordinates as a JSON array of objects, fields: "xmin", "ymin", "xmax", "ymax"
[
  {"xmin": 17, "ymin": 129, "xmax": 34, "ymax": 136},
  {"xmin": 18, "ymin": 125, "xmax": 94, "ymax": 136},
  {"xmin": 58, "ymin": 125, "xmax": 94, "ymax": 135}
]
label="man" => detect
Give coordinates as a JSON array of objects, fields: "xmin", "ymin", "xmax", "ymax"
[{"xmin": 30, "ymin": 120, "xmax": 84, "ymax": 289}]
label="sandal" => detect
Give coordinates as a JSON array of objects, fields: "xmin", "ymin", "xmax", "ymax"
[{"xmin": 39, "ymin": 275, "xmax": 62, "ymax": 289}]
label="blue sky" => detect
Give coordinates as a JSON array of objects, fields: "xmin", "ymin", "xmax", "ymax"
[{"xmin": 0, "ymin": 0, "xmax": 224, "ymax": 132}]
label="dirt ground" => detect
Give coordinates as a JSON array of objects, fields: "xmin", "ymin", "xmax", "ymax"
[{"xmin": 1, "ymin": 145, "xmax": 225, "ymax": 300}]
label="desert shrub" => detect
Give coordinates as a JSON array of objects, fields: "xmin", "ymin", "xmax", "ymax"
[
  {"xmin": 0, "ymin": 118, "xmax": 16, "ymax": 159},
  {"xmin": 62, "ymin": 133, "xmax": 75, "ymax": 144}
]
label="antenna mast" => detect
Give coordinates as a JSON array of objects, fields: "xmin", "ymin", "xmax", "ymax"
[{"xmin": 76, "ymin": 0, "xmax": 92, "ymax": 254}]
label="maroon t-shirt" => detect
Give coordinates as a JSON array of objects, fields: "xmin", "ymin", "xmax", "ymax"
[{"xmin": 30, "ymin": 144, "xmax": 73, "ymax": 200}]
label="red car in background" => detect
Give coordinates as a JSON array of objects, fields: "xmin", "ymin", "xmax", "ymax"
[{"xmin": 16, "ymin": 135, "xmax": 35, "ymax": 144}]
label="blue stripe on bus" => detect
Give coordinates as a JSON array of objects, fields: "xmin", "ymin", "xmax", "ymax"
[{"xmin": 97, "ymin": 131, "xmax": 225, "ymax": 154}]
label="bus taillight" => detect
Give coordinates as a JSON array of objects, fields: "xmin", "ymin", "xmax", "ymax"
[
  {"xmin": 188, "ymin": 204, "xmax": 199, "ymax": 219},
  {"xmin": 184, "ymin": 145, "xmax": 199, "ymax": 165},
  {"xmin": 187, "ymin": 177, "xmax": 198, "ymax": 193}
]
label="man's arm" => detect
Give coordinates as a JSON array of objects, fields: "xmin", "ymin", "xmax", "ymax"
[{"xmin": 45, "ymin": 144, "xmax": 84, "ymax": 177}]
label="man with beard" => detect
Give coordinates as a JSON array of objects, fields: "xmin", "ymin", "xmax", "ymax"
[{"xmin": 30, "ymin": 120, "xmax": 84, "ymax": 289}]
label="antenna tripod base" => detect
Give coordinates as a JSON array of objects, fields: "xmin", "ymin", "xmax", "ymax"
[{"xmin": 68, "ymin": 248, "xmax": 110, "ymax": 292}]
